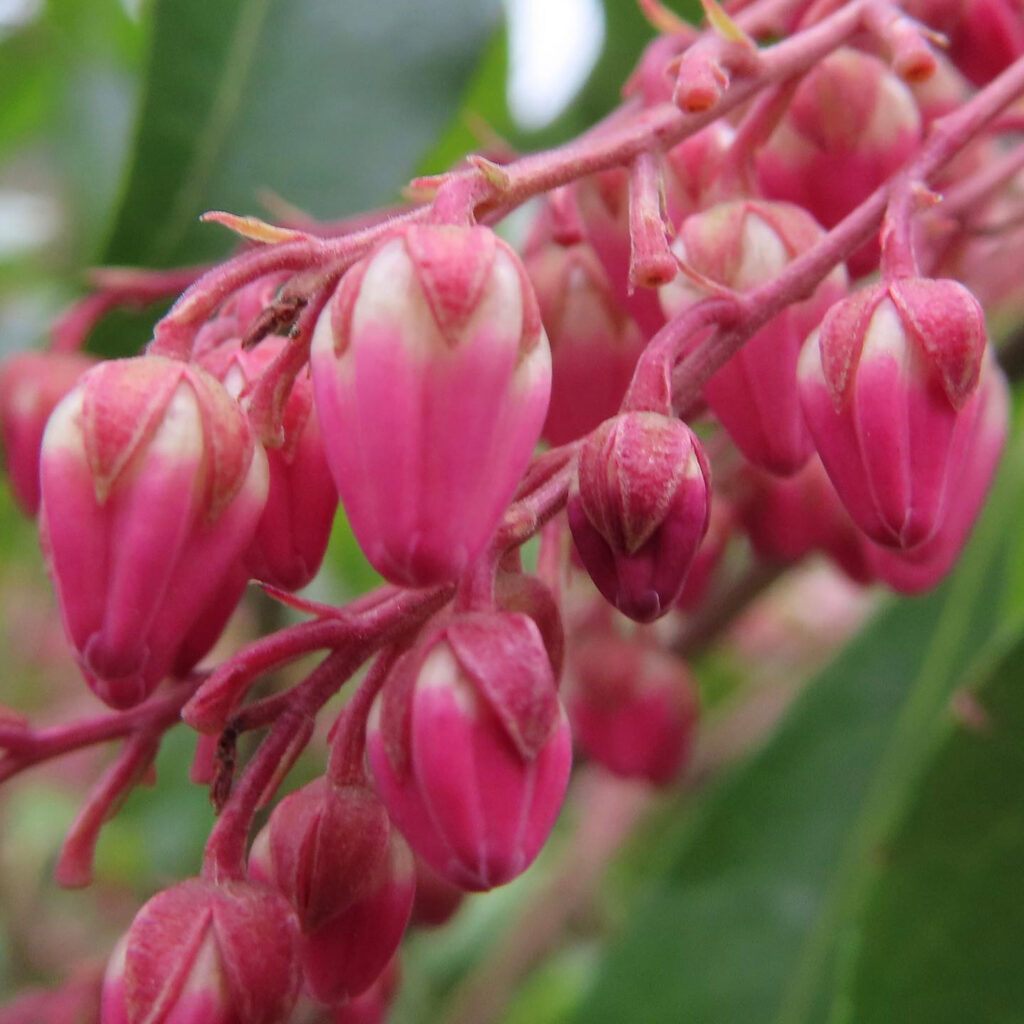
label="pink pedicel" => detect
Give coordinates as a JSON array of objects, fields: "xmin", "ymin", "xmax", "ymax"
[
  {"xmin": 366, "ymin": 612, "xmax": 572, "ymax": 891},
  {"xmin": 525, "ymin": 241, "xmax": 645, "ymax": 446},
  {"xmin": 865, "ymin": 356, "xmax": 1009, "ymax": 593},
  {"xmin": 568, "ymin": 633, "xmax": 699, "ymax": 786},
  {"xmin": 574, "ymin": 123, "xmax": 732, "ymax": 340},
  {"xmin": 310, "ymin": 224, "xmax": 551, "ymax": 587},
  {"xmin": 103, "ymin": 879, "xmax": 300, "ymax": 1024},
  {"xmin": 798, "ymin": 277, "xmax": 987, "ymax": 551},
  {"xmin": 567, "ymin": 413, "xmax": 711, "ymax": 623},
  {"xmin": 200, "ymin": 337, "xmax": 338, "ymax": 591},
  {"xmin": 38, "ymin": 355, "xmax": 268, "ymax": 708},
  {"xmin": 660, "ymin": 200, "xmax": 847, "ymax": 476},
  {"xmin": 755, "ymin": 49, "xmax": 921, "ymax": 277},
  {"xmin": 574, "ymin": 170, "xmax": 667, "ymax": 340},
  {"xmin": 0, "ymin": 350, "xmax": 97, "ymax": 517}
]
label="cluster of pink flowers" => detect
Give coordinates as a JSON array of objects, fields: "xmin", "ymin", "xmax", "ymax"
[{"xmin": 1, "ymin": 0, "xmax": 1024, "ymax": 1020}]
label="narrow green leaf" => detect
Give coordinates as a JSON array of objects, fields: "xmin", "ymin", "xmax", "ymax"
[
  {"xmin": 573, "ymin": 417, "xmax": 1024, "ymax": 1024},
  {"xmin": 102, "ymin": 0, "xmax": 501, "ymax": 269},
  {"xmin": 833, "ymin": 628, "xmax": 1024, "ymax": 1023}
]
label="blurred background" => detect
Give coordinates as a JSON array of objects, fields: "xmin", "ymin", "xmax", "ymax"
[{"xmin": 2, "ymin": 2, "xmax": 1024, "ymax": 1022}]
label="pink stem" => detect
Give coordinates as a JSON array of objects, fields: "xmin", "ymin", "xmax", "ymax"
[
  {"xmin": 49, "ymin": 265, "xmax": 210, "ymax": 354},
  {"xmin": 862, "ymin": 0, "xmax": 939, "ymax": 83},
  {"xmin": 182, "ymin": 619, "xmax": 357, "ymax": 734},
  {"xmin": 326, "ymin": 647, "xmax": 401, "ymax": 785},
  {"xmin": 244, "ymin": 284, "xmax": 334, "ymax": 447},
  {"xmin": 0, "ymin": 680, "xmax": 195, "ymax": 782},
  {"xmin": 628, "ymin": 150, "xmax": 677, "ymax": 289},
  {"xmin": 54, "ymin": 732, "xmax": 161, "ymax": 888}
]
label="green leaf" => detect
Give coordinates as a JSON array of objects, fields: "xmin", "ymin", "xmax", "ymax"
[
  {"xmin": 417, "ymin": 29, "xmax": 513, "ymax": 177},
  {"xmin": 102, "ymin": 0, "xmax": 501, "ymax": 269},
  {"xmin": 834, "ymin": 628, "xmax": 1024, "ymax": 1023},
  {"xmin": 573, "ymin": 415, "xmax": 1024, "ymax": 1024}
]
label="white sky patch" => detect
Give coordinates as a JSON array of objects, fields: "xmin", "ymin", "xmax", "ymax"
[
  {"xmin": 0, "ymin": 0, "xmax": 39, "ymax": 40},
  {"xmin": 0, "ymin": 190, "xmax": 60, "ymax": 260},
  {"xmin": 504, "ymin": 0, "xmax": 604, "ymax": 130}
]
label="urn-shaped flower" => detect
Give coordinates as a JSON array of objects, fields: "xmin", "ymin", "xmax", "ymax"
[
  {"xmin": 102, "ymin": 879, "xmax": 300, "ymax": 1024},
  {"xmin": 311, "ymin": 225, "xmax": 551, "ymax": 587},
  {"xmin": 249, "ymin": 784, "xmax": 415, "ymax": 1007},
  {"xmin": 0, "ymin": 350, "xmax": 96, "ymax": 517},
  {"xmin": 526, "ymin": 241, "xmax": 644, "ymax": 446},
  {"xmin": 660, "ymin": 200, "xmax": 847, "ymax": 476},
  {"xmin": 567, "ymin": 412, "xmax": 711, "ymax": 622},
  {"xmin": 798, "ymin": 277, "xmax": 987, "ymax": 550},
  {"xmin": 201, "ymin": 337, "xmax": 337, "ymax": 591},
  {"xmin": 39, "ymin": 355, "xmax": 268, "ymax": 708},
  {"xmin": 755, "ymin": 49, "xmax": 921, "ymax": 275},
  {"xmin": 568, "ymin": 633, "xmax": 699, "ymax": 786},
  {"xmin": 366, "ymin": 611, "xmax": 571, "ymax": 891},
  {"xmin": 866, "ymin": 354, "xmax": 1008, "ymax": 591}
]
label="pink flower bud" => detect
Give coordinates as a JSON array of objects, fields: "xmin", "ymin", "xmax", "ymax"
[
  {"xmin": 311, "ymin": 225, "xmax": 551, "ymax": 587},
  {"xmin": 201, "ymin": 338, "xmax": 337, "ymax": 591},
  {"xmin": 568, "ymin": 633, "xmax": 698, "ymax": 786},
  {"xmin": 366, "ymin": 612, "xmax": 571, "ymax": 891},
  {"xmin": 39, "ymin": 355, "xmax": 268, "ymax": 708},
  {"xmin": 298, "ymin": 832, "xmax": 414, "ymax": 1005},
  {"xmin": 254, "ymin": 777, "xmax": 392, "ymax": 932},
  {"xmin": 567, "ymin": 413, "xmax": 711, "ymax": 622},
  {"xmin": 0, "ymin": 351, "xmax": 96, "ymax": 516},
  {"xmin": 171, "ymin": 565, "xmax": 249, "ymax": 678},
  {"xmin": 798, "ymin": 278, "xmax": 987, "ymax": 550},
  {"xmin": 525, "ymin": 242, "xmax": 645, "ymax": 446},
  {"xmin": 755, "ymin": 49, "xmax": 921, "ymax": 276},
  {"xmin": 738, "ymin": 457, "xmax": 876, "ymax": 584},
  {"xmin": 660, "ymin": 200, "xmax": 847, "ymax": 475},
  {"xmin": 866, "ymin": 355, "xmax": 1008, "ymax": 592},
  {"xmin": 107, "ymin": 879, "xmax": 300, "ymax": 1024}
]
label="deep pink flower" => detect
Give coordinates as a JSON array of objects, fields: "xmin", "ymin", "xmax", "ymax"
[
  {"xmin": 866, "ymin": 355, "xmax": 1008, "ymax": 592},
  {"xmin": 660, "ymin": 199, "xmax": 847, "ymax": 475},
  {"xmin": 568, "ymin": 633, "xmax": 699, "ymax": 786},
  {"xmin": 798, "ymin": 277, "xmax": 987, "ymax": 550},
  {"xmin": 201, "ymin": 337, "xmax": 337, "ymax": 591},
  {"xmin": 39, "ymin": 355, "xmax": 267, "ymax": 708},
  {"xmin": 567, "ymin": 412, "xmax": 711, "ymax": 622},
  {"xmin": 756, "ymin": 49, "xmax": 921, "ymax": 276},
  {"xmin": 103, "ymin": 879, "xmax": 300, "ymax": 1024},
  {"xmin": 311, "ymin": 224, "xmax": 551, "ymax": 587},
  {"xmin": 526, "ymin": 241, "xmax": 644, "ymax": 446},
  {"xmin": 0, "ymin": 350, "xmax": 97, "ymax": 517},
  {"xmin": 366, "ymin": 612, "xmax": 571, "ymax": 891}
]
